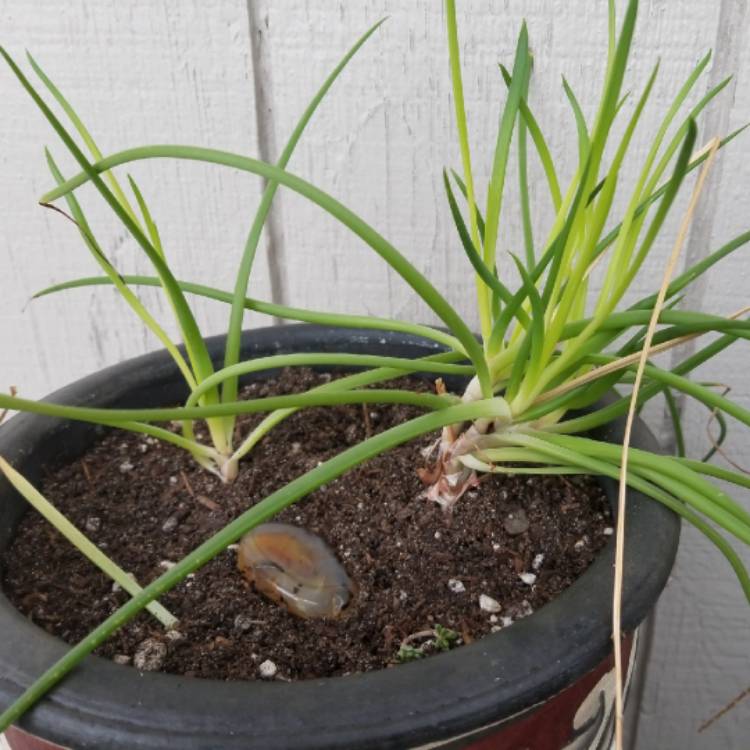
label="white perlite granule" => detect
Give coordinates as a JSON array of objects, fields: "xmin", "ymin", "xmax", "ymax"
[
  {"xmin": 259, "ymin": 659, "xmax": 278, "ymax": 678},
  {"xmin": 479, "ymin": 594, "xmax": 502, "ymax": 613}
]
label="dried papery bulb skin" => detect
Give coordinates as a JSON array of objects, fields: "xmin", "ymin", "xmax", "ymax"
[{"xmin": 237, "ymin": 523, "xmax": 354, "ymax": 619}]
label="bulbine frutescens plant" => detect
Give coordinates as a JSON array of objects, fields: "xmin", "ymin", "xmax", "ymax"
[{"xmin": 1, "ymin": 0, "xmax": 750, "ymax": 731}]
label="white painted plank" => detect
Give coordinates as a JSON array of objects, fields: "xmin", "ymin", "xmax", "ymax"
[
  {"xmin": 248, "ymin": 1, "xmax": 721, "ymax": 324},
  {"xmin": 252, "ymin": 2, "xmax": 748, "ymax": 748},
  {"xmin": 638, "ymin": 0, "xmax": 750, "ymax": 745},
  {"xmin": 0, "ymin": 1, "xmax": 748, "ymax": 747},
  {"xmin": 0, "ymin": 0, "xmax": 269, "ymax": 401}
]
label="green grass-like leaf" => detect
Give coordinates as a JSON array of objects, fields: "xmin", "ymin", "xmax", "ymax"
[
  {"xmin": 445, "ymin": 0, "xmax": 490, "ymax": 339},
  {"xmin": 443, "ymin": 170, "xmax": 518, "ymax": 318},
  {"xmin": 482, "ymin": 23, "xmax": 530, "ymax": 283},
  {"xmin": 44, "ymin": 151, "xmax": 196, "ymax": 390},
  {"xmin": 0, "ymin": 398, "xmax": 509, "ymax": 732},
  {"xmin": 3, "ymin": 1, "xmax": 750, "ymax": 730},
  {"xmin": 37, "ymin": 143, "xmax": 492, "ymax": 396},
  {"xmin": 499, "ymin": 64, "xmax": 562, "ymax": 210},
  {"xmin": 33, "ymin": 274, "xmax": 466, "ymax": 353},
  {"xmin": 26, "ymin": 51, "xmax": 140, "ymax": 225},
  {"xmin": 221, "ymin": 18, "xmax": 388, "ymax": 446},
  {"xmin": 0, "ymin": 388, "xmax": 459, "ymax": 426},
  {"xmin": 1, "ymin": 46, "xmax": 230, "ymax": 455},
  {"xmin": 0, "ymin": 458, "xmax": 176, "ymax": 627},
  {"xmin": 562, "ymin": 76, "xmax": 590, "ymax": 166}
]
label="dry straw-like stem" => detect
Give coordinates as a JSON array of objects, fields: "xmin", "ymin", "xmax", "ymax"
[
  {"xmin": 0, "ymin": 386, "xmax": 17, "ymax": 426},
  {"xmin": 537, "ymin": 304, "xmax": 750, "ymax": 405},
  {"xmin": 698, "ymin": 683, "xmax": 750, "ymax": 733},
  {"xmin": 704, "ymin": 383, "xmax": 750, "ymax": 474},
  {"xmin": 612, "ymin": 137, "xmax": 720, "ymax": 750}
]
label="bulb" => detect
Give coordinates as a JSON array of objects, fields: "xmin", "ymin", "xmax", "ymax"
[{"xmin": 237, "ymin": 523, "xmax": 354, "ymax": 619}]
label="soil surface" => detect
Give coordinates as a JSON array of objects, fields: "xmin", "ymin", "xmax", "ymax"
[{"xmin": 2, "ymin": 369, "xmax": 611, "ymax": 681}]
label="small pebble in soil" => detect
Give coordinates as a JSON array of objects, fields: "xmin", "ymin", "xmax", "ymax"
[
  {"xmin": 84, "ymin": 516, "xmax": 101, "ymax": 533},
  {"xmin": 573, "ymin": 537, "xmax": 587, "ymax": 551},
  {"xmin": 2, "ymin": 369, "xmax": 612, "ymax": 681},
  {"xmin": 166, "ymin": 630, "xmax": 184, "ymax": 642},
  {"xmin": 479, "ymin": 594, "xmax": 502, "ymax": 613},
  {"xmin": 118, "ymin": 461, "xmax": 134, "ymax": 473},
  {"xmin": 532, "ymin": 553, "xmax": 545, "ymax": 571},
  {"xmin": 133, "ymin": 638, "xmax": 167, "ymax": 671},
  {"xmin": 447, "ymin": 578, "xmax": 466, "ymax": 593},
  {"xmin": 259, "ymin": 659, "xmax": 278, "ymax": 678},
  {"xmin": 516, "ymin": 600, "xmax": 534, "ymax": 618},
  {"xmin": 503, "ymin": 508, "xmax": 530, "ymax": 535},
  {"xmin": 238, "ymin": 523, "xmax": 354, "ymax": 619},
  {"xmin": 234, "ymin": 614, "xmax": 256, "ymax": 632},
  {"xmin": 604, "ymin": 527, "xmax": 614, "ymax": 535},
  {"xmin": 113, "ymin": 654, "xmax": 131, "ymax": 665},
  {"xmin": 519, "ymin": 572, "xmax": 537, "ymax": 586},
  {"xmin": 111, "ymin": 572, "xmax": 136, "ymax": 594},
  {"xmin": 162, "ymin": 515, "xmax": 180, "ymax": 533},
  {"xmin": 159, "ymin": 560, "xmax": 176, "ymax": 570}
]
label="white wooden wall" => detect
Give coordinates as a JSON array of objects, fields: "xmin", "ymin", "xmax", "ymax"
[{"xmin": 1, "ymin": 1, "xmax": 748, "ymax": 746}]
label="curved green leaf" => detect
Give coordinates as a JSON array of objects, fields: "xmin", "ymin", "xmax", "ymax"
[
  {"xmin": 33, "ymin": 274, "xmax": 466, "ymax": 353},
  {"xmin": 39, "ymin": 144, "xmax": 491, "ymax": 396},
  {"xmin": 223, "ymin": 18, "xmax": 388, "ymax": 432},
  {"xmin": 0, "ymin": 397, "xmax": 509, "ymax": 733}
]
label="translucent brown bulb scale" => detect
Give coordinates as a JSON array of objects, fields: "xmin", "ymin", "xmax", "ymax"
[{"xmin": 237, "ymin": 523, "xmax": 355, "ymax": 619}]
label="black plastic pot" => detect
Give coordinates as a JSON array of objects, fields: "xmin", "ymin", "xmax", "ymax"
[{"xmin": 0, "ymin": 325, "xmax": 679, "ymax": 750}]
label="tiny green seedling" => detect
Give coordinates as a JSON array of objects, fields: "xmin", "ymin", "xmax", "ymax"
[
  {"xmin": 1, "ymin": 0, "xmax": 749, "ymax": 735},
  {"xmin": 396, "ymin": 625, "xmax": 460, "ymax": 662},
  {"xmin": 396, "ymin": 645, "xmax": 426, "ymax": 664},
  {"xmin": 433, "ymin": 624, "xmax": 461, "ymax": 652}
]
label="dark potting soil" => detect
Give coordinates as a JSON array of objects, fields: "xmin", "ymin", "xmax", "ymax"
[{"xmin": 2, "ymin": 369, "xmax": 612, "ymax": 681}]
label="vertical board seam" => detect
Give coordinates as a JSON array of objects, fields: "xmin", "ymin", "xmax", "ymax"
[
  {"xmin": 644, "ymin": 1, "xmax": 749, "ymax": 748},
  {"xmin": 246, "ymin": 0, "xmax": 289, "ymax": 319},
  {"xmin": 659, "ymin": 0, "xmax": 748, "ymax": 446}
]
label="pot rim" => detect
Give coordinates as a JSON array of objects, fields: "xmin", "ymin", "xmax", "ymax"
[{"xmin": 0, "ymin": 324, "xmax": 680, "ymax": 750}]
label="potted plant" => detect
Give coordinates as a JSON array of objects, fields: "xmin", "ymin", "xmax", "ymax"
[{"xmin": 1, "ymin": 1, "xmax": 748, "ymax": 748}]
